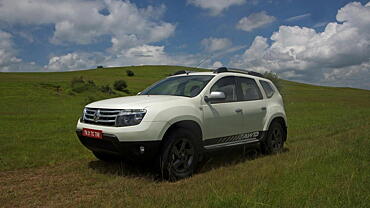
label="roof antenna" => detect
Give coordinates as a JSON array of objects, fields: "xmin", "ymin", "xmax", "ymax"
[
  {"xmin": 194, "ymin": 54, "xmax": 213, "ymax": 69},
  {"xmin": 193, "ymin": 45, "xmax": 247, "ymax": 69}
]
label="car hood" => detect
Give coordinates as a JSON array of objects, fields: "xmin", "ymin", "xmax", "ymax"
[{"xmin": 86, "ymin": 95, "xmax": 190, "ymax": 109}]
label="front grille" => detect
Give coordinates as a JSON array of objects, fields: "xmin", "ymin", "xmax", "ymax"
[{"xmin": 83, "ymin": 108, "xmax": 121, "ymax": 126}]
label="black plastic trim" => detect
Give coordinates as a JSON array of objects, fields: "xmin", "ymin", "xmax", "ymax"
[
  {"xmin": 214, "ymin": 67, "xmax": 265, "ymax": 78},
  {"xmin": 203, "ymin": 131, "xmax": 266, "ymax": 151}
]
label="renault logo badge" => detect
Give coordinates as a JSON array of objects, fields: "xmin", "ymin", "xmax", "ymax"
[{"xmin": 93, "ymin": 109, "xmax": 100, "ymax": 122}]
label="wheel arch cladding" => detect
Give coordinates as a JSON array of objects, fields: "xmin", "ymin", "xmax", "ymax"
[{"xmin": 162, "ymin": 120, "xmax": 203, "ymax": 145}]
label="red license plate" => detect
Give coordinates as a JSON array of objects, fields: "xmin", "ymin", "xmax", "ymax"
[{"xmin": 82, "ymin": 128, "xmax": 103, "ymax": 139}]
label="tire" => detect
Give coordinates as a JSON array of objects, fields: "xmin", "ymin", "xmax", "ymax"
[
  {"xmin": 261, "ymin": 122, "xmax": 285, "ymax": 154},
  {"xmin": 160, "ymin": 128, "xmax": 200, "ymax": 181},
  {"xmin": 93, "ymin": 151, "xmax": 119, "ymax": 161}
]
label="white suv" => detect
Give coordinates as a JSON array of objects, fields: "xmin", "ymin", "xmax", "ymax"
[{"xmin": 76, "ymin": 67, "xmax": 287, "ymax": 180}]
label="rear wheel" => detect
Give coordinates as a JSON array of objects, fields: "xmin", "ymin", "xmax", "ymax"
[
  {"xmin": 160, "ymin": 128, "xmax": 200, "ymax": 181},
  {"xmin": 93, "ymin": 151, "xmax": 119, "ymax": 161},
  {"xmin": 261, "ymin": 122, "xmax": 285, "ymax": 154}
]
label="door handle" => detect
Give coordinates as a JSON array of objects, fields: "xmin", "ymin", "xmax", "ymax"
[
  {"xmin": 261, "ymin": 107, "xmax": 267, "ymax": 111},
  {"xmin": 235, "ymin": 108, "xmax": 243, "ymax": 113}
]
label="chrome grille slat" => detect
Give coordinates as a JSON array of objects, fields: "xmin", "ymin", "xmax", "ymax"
[
  {"xmin": 82, "ymin": 108, "xmax": 121, "ymax": 126},
  {"xmin": 99, "ymin": 110, "xmax": 121, "ymax": 113},
  {"xmin": 85, "ymin": 113, "xmax": 117, "ymax": 118},
  {"xmin": 84, "ymin": 117, "xmax": 116, "ymax": 122}
]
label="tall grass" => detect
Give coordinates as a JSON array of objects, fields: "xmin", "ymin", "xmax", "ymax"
[{"xmin": 0, "ymin": 65, "xmax": 369, "ymax": 207}]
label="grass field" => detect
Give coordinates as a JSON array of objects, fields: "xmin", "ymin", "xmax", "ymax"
[{"xmin": 0, "ymin": 66, "xmax": 369, "ymax": 207}]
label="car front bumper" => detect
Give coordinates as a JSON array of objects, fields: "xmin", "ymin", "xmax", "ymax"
[
  {"xmin": 76, "ymin": 118, "xmax": 168, "ymax": 142},
  {"xmin": 76, "ymin": 129, "xmax": 161, "ymax": 160}
]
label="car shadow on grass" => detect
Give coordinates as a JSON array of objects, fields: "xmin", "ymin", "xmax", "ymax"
[
  {"xmin": 87, "ymin": 146, "xmax": 289, "ymax": 181},
  {"xmin": 198, "ymin": 146, "xmax": 290, "ymax": 173},
  {"xmin": 88, "ymin": 159, "xmax": 160, "ymax": 181}
]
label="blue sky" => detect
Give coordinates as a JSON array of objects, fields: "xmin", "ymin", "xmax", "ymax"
[{"xmin": 0, "ymin": 0, "xmax": 369, "ymax": 89}]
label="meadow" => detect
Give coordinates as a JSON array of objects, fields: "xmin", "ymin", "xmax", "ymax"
[{"xmin": 0, "ymin": 66, "xmax": 369, "ymax": 207}]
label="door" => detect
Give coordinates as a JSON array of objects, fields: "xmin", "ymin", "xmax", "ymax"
[
  {"xmin": 236, "ymin": 77, "xmax": 266, "ymax": 133},
  {"xmin": 202, "ymin": 76, "xmax": 244, "ymax": 139}
]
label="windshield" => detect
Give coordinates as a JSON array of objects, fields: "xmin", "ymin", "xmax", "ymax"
[{"xmin": 141, "ymin": 75, "xmax": 214, "ymax": 97}]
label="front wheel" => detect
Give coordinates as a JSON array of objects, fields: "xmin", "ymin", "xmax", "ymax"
[
  {"xmin": 160, "ymin": 128, "xmax": 200, "ymax": 181},
  {"xmin": 261, "ymin": 122, "xmax": 285, "ymax": 154}
]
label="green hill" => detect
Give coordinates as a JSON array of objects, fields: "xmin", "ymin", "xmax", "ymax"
[{"xmin": 0, "ymin": 66, "xmax": 369, "ymax": 207}]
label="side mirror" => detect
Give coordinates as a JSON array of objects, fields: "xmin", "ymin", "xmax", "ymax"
[{"xmin": 204, "ymin": 91, "xmax": 226, "ymax": 102}]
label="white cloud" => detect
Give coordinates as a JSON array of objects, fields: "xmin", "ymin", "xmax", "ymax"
[
  {"xmin": 0, "ymin": 31, "xmax": 20, "ymax": 71},
  {"xmin": 285, "ymin": 13, "xmax": 311, "ymax": 22},
  {"xmin": 313, "ymin": 22, "xmax": 328, "ymax": 28},
  {"xmin": 237, "ymin": 11, "xmax": 276, "ymax": 32},
  {"xmin": 212, "ymin": 61, "xmax": 224, "ymax": 68},
  {"xmin": 108, "ymin": 44, "xmax": 201, "ymax": 67},
  {"xmin": 201, "ymin": 37, "xmax": 232, "ymax": 52},
  {"xmin": 0, "ymin": 0, "xmax": 175, "ymax": 49},
  {"xmin": 0, "ymin": 31, "xmax": 15, "ymax": 54},
  {"xmin": 188, "ymin": 0, "xmax": 246, "ymax": 16},
  {"xmin": 0, "ymin": 30, "xmax": 38, "ymax": 72},
  {"xmin": 231, "ymin": 2, "xmax": 370, "ymax": 89},
  {"xmin": 0, "ymin": 0, "xmax": 103, "ymax": 44},
  {"xmin": 119, "ymin": 45, "xmax": 169, "ymax": 65},
  {"xmin": 323, "ymin": 62, "xmax": 370, "ymax": 89},
  {"xmin": 44, "ymin": 45, "xmax": 201, "ymax": 71},
  {"xmin": 46, "ymin": 52, "xmax": 106, "ymax": 71}
]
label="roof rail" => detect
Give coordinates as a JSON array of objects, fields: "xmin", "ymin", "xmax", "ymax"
[
  {"xmin": 214, "ymin": 67, "xmax": 264, "ymax": 78},
  {"xmin": 172, "ymin": 70, "xmax": 192, "ymax": 75},
  {"xmin": 214, "ymin": 67, "xmax": 228, "ymax": 73}
]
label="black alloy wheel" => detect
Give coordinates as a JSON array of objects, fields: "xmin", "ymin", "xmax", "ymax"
[
  {"xmin": 160, "ymin": 128, "xmax": 199, "ymax": 181},
  {"xmin": 169, "ymin": 138, "xmax": 195, "ymax": 173},
  {"xmin": 270, "ymin": 126, "xmax": 283, "ymax": 152},
  {"xmin": 261, "ymin": 122, "xmax": 285, "ymax": 154}
]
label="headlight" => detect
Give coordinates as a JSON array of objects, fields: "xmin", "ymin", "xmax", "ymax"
[{"xmin": 115, "ymin": 109, "xmax": 147, "ymax": 127}]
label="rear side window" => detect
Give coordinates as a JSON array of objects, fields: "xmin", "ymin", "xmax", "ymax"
[
  {"xmin": 237, "ymin": 77, "xmax": 263, "ymax": 101},
  {"xmin": 259, "ymin": 80, "xmax": 275, "ymax": 98}
]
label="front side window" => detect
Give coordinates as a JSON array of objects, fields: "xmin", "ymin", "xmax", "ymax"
[
  {"xmin": 259, "ymin": 80, "xmax": 275, "ymax": 98},
  {"xmin": 210, "ymin": 76, "xmax": 237, "ymax": 103},
  {"xmin": 141, "ymin": 75, "xmax": 214, "ymax": 97},
  {"xmin": 237, "ymin": 77, "xmax": 263, "ymax": 101}
]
